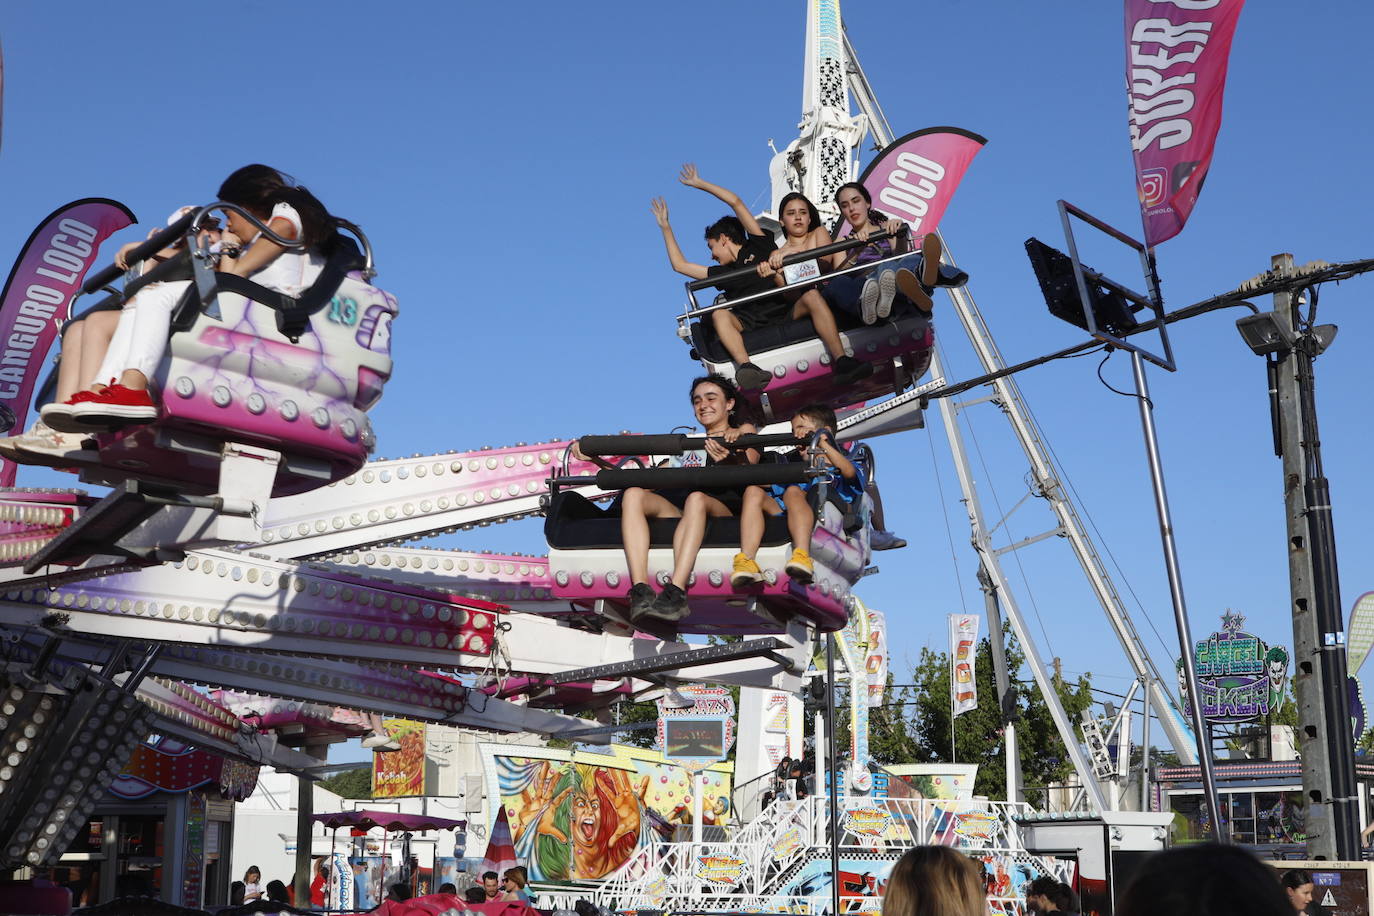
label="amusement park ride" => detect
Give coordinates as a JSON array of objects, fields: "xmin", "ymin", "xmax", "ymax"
[{"xmin": 0, "ymin": 0, "xmax": 1206, "ymax": 910}]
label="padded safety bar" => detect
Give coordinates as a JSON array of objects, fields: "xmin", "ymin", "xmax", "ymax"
[
  {"xmin": 577, "ymin": 433, "xmax": 802, "ymax": 456},
  {"xmin": 685, "ymin": 229, "xmax": 903, "ymax": 293},
  {"xmin": 82, "ymin": 210, "xmax": 198, "ymax": 295},
  {"xmin": 554, "ymin": 463, "xmax": 812, "ymax": 491}
]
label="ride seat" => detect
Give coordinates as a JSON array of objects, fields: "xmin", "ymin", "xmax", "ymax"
[
  {"xmin": 688, "ymin": 263, "xmax": 968, "ymax": 363},
  {"xmin": 545, "ymin": 490, "xmax": 792, "ymax": 550},
  {"xmin": 96, "ymin": 237, "xmax": 397, "ymax": 496}
]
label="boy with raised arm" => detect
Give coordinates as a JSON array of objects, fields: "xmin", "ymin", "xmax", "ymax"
[{"xmin": 652, "ymin": 164, "xmax": 868, "ymax": 391}]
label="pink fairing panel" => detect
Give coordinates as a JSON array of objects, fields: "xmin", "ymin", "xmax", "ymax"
[
  {"xmin": 704, "ymin": 316, "xmax": 933, "ymax": 419},
  {"xmin": 546, "ymin": 502, "xmax": 867, "ymax": 634},
  {"xmin": 95, "ymin": 273, "xmax": 397, "ymax": 496}
]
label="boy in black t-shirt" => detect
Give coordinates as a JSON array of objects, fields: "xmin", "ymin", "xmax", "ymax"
[{"xmin": 653, "ymin": 164, "xmax": 858, "ymax": 391}]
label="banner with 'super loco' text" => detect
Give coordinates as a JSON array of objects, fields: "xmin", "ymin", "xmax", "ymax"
[
  {"xmin": 1126, "ymin": 0, "xmax": 1245, "ymax": 247},
  {"xmin": 857, "ymin": 127, "xmax": 986, "ymax": 239},
  {"xmin": 0, "ymin": 198, "xmax": 134, "ymax": 485}
]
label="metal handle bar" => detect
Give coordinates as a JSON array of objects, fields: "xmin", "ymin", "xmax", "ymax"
[
  {"xmin": 334, "ymin": 216, "xmax": 376, "ymax": 280},
  {"xmin": 685, "ymin": 228, "xmax": 902, "ymax": 293},
  {"xmin": 577, "ymin": 433, "xmax": 802, "ymax": 457},
  {"xmin": 551, "ymin": 463, "xmax": 813, "ymax": 491},
  {"xmin": 81, "ymin": 201, "xmax": 306, "ymax": 296},
  {"xmin": 679, "ymin": 236, "xmax": 915, "ymax": 321}
]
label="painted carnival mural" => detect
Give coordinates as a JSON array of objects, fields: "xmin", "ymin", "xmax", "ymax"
[{"xmin": 479, "ymin": 744, "xmax": 733, "ymax": 881}]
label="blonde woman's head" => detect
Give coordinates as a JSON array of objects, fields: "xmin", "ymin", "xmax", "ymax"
[{"xmin": 882, "ymin": 846, "xmax": 988, "ymax": 916}]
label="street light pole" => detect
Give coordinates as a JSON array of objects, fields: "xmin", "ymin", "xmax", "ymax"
[{"xmin": 1253, "ymin": 253, "xmax": 1359, "ymax": 858}]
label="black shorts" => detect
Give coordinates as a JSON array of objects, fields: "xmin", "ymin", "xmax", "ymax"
[
  {"xmin": 728, "ymin": 296, "xmax": 793, "ymax": 332},
  {"xmin": 659, "ymin": 487, "xmax": 744, "ymax": 515}
]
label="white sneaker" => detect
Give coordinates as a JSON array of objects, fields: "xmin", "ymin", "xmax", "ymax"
[
  {"xmin": 12, "ymin": 422, "xmax": 99, "ymax": 468},
  {"xmin": 0, "ymin": 423, "xmax": 46, "ymax": 461},
  {"xmin": 870, "ymin": 529, "xmax": 907, "ymax": 551},
  {"xmin": 859, "ymin": 277, "xmax": 879, "ymax": 325},
  {"xmin": 876, "ymin": 270, "xmax": 897, "ymax": 320}
]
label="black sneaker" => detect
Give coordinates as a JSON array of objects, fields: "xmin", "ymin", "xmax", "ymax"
[
  {"xmin": 735, "ymin": 363, "xmax": 773, "ymax": 391},
  {"xmin": 646, "ymin": 583, "xmax": 689, "ymax": 621},
  {"xmin": 627, "ymin": 583, "xmax": 657, "ymax": 620},
  {"xmin": 833, "ymin": 354, "xmax": 873, "ymax": 384}
]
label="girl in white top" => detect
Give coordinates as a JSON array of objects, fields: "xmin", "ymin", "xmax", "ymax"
[
  {"xmin": 65, "ymin": 164, "xmax": 337, "ymax": 427},
  {"xmin": 242, "ymin": 865, "xmax": 264, "ymax": 902}
]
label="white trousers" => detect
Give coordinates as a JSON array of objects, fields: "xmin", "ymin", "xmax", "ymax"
[{"xmin": 93, "ymin": 280, "xmax": 188, "ymax": 386}]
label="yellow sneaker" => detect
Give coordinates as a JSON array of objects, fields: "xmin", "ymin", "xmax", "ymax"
[
  {"xmin": 785, "ymin": 548, "xmax": 814, "ymax": 584},
  {"xmin": 731, "ymin": 552, "xmax": 762, "ymax": 589}
]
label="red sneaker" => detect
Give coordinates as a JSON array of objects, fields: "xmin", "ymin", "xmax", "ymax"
[
  {"xmin": 41, "ymin": 388, "xmax": 108, "ymax": 433},
  {"xmin": 69, "ymin": 384, "xmax": 158, "ymax": 428}
]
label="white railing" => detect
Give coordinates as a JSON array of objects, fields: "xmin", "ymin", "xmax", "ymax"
[{"xmin": 597, "ymin": 795, "xmax": 1055, "ymax": 913}]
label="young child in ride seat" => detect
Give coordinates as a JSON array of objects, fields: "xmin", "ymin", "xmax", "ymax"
[
  {"xmin": 51, "ymin": 164, "xmax": 336, "ymax": 429},
  {"xmin": 731, "ymin": 403, "xmax": 863, "ymax": 588}
]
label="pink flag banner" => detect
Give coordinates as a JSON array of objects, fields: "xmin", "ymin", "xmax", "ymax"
[
  {"xmin": 856, "ymin": 126, "xmax": 986, "ymax": 239},
  {"xmin": 1126, "ymin": 0, "xmax": 1245, "ymax": 247},
  {"xmin": 0, "ymin": 198, "xmax": 134, "ymax": 483}
]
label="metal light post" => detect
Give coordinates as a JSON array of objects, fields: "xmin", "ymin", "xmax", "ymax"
[
  {"xmin": 1128, "ymin": 350, "xmax": 1224, "ymax": 841},
  {"xmin": 1236, "ymin": 253, "xmax": 1358, "ymax": 858}
]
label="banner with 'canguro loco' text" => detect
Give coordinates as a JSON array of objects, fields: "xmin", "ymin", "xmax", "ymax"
[
  {"xmin": 857, "ymin": 127, "xmax": 986, "ymax": 240},
  {"xmin": 0, "ymin": 198, "xmax": 134, "ymax": 484},
  {"xmin": 1126, "ymin": 0, "xmax": 1245, "ymax": 247}
]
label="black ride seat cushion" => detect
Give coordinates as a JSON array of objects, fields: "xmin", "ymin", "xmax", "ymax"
[
  {"xmin": 545, "ymin": 491, "xmax": 791, "ymax": 551},
  {"xmin": 689, "ymin": 264, "xmax": 968, "ymax": 364},
  {"xmin": 690, "ymin": 300, "xmax": 915, "ymax": 364}
]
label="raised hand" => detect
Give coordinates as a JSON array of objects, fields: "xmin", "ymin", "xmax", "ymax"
[
  {"xmin": 678, "ymin": 163, "xmax": 705, "ymax": 189},
  {"xmin": 650, "ymin": 197, "xmax": 671, "ymax": 229},
  {"xmin": 602, "ymin": 769, "xmax": 649, "ymax": 844}
]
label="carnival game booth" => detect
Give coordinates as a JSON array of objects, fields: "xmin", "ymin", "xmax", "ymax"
[
  {"xmin": 545, "ymin": 432, "xmax": 872, "ymax": 635},
  {"xmin": 1153, "ymin": 758, "xmax": 1374, "ymax": 858},
  {"xmin": 27, "ymin": 205, "xmax": 397, "ymax": 567},
  {"xmin": 679, "ymin": 232, "xmax": 967, "ymax": 423}
]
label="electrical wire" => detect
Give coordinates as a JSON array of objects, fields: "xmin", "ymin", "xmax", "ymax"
[
  {"xmin": 926, "ymin": 414, "xmax": 970, "ymax": 617},
  {"xmin": 1095, "ymin": 349, "xmax": 1152, "ymax": 410}
]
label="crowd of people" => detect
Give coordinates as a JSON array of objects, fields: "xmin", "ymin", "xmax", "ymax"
[{"xmin": 875, "ymin": 843, "xmax": 1321, "ymax": 916}]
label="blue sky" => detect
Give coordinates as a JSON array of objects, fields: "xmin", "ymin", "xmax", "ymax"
[{"xmin": 1, "ymin": 2, "xmax": 1372, "ymax": 761}]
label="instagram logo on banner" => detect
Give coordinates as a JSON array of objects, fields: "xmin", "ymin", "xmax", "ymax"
[{"xmin": 1139, "ymin": 168, "xmax": 1168, "ymax": 207}]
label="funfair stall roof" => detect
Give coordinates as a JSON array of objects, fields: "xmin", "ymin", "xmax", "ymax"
[{"xmin": 311, "ymin": 809, "xmax": 466, "ymax": 832}]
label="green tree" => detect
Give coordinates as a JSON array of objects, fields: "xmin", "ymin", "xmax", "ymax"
[
  {"xmin": 319, "ymin": 765, "xmax": 373, "ymax": 799},
  {"xmin": 893, "ymin": 627, "xmax": 1094, "ymax": 804}
]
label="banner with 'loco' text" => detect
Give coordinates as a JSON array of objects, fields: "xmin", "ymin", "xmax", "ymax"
[
  {"xmin": 1126, "ymin": 0, "xmax": 1245, "ymax": 246},
  {"xmin": 857, "ymin": 127, "xmax": 986, "ymax": 239},
  {"xmin": 0, "ymin": 198, "xmax": 134, "ymax": 484},
  {"xmin": 949, "ymin": 613, "xmax": 980, "ymax": 717}
]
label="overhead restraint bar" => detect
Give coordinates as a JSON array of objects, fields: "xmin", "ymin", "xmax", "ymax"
[
  {"xmin": 551, "ymin": 463, "xmax": 812, "ymax": 492},
  {"xmin": 577, "ymin": 433, "xmax": 802, "ymax": 457}
]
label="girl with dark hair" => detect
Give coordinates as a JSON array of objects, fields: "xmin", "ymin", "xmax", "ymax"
[
  {"xmin": 68, "ymin": 164, "xmax": 339, "ymax": 428},
  {"xmin": 760, "ymin": 192, "xmax": 872, "ymax": 384},
  {"xmin": 824, "ymin": 181, "xmax": 943, "ymax": 324},
  {"xmin": 1281, "ymin": 869, "xmax": 1314, "ymax": 913},
  {"xmin": 608, "ymin": 374, "xmax": 759, "ymax": 622}
]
